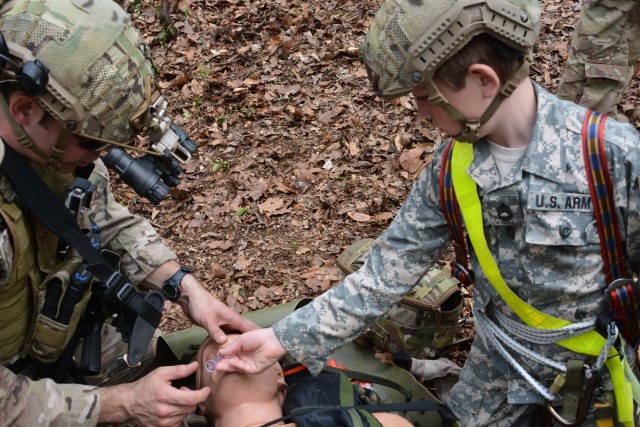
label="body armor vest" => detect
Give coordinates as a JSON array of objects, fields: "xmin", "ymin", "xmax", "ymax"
[
  {"xmin": 0, "ymin": 196, "xmax": 41, "ymax": 360},
  {"xmin": 0, "ymin": 169, "xmax": 90, "ymax": 363}
]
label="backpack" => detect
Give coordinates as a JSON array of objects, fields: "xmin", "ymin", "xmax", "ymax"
[{"xmin": 337, "ymin": 239, "xmax": 464, "ymax": 358}]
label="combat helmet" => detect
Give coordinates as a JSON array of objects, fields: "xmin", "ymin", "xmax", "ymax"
[
  {"xmin": 361, "ymin": 0, "xmax": 541, "ymax": 142},
  {"xmin": 0, "ymin": 0, "xmax": 164, "ymax": 166}
]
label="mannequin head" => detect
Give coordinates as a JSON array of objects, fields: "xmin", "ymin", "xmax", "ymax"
[
  {"xmin": 195, "ymin": 334, "xmax": 413, "ymax": 427},
  {"xmin": 196, "ymin": 335, "xmax": 289, "ymax": 427}
]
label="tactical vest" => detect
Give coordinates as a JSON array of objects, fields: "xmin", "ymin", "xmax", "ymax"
[{"xmin": 0, "ymin": 169, "xmax": 91, "ymax": 363}]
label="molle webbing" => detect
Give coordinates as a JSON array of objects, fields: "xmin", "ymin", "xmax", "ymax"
[{"xmin": 0, "ymin": 198, "xmax": 39, "ymax": 360}]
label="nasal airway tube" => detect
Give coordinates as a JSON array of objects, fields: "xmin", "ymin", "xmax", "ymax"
[{"xmin": 205, "ymin": 355, "xmax": 224, "ymax": 372}]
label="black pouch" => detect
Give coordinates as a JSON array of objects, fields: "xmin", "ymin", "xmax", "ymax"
[{"xmin": 283, "ymin": 370, "xmax": 383, "ymax": 427}]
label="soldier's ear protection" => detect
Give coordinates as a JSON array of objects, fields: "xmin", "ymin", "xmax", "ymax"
[{"xmin": 0, "ymin": 30, "xmax": 49, "ymax": 95}]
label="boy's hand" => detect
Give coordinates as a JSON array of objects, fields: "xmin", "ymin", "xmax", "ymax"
[{"xmin": 215, "ymin": 328, "xmax": 287, "ymax": 374}]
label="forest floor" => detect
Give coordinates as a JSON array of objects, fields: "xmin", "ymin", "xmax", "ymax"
[{"xmin": 116, "ymin": 0, "xmax": 640, "ymax": 364}]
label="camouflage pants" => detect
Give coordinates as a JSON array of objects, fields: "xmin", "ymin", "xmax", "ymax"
[
  {"xmin": 447, "ymin": 334, "xmax": 540, "ymax": 426},
  {"xmin": 558, "ymin": 0, "xmax": 640, "ymax": 115}
]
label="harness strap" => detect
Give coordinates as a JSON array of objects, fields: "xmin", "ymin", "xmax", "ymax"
[
  {"xmin": 582, "ymin": 110, "xmax": 640, "ymax": 349},
  {"xmin": 439, "ymin": 139, "xmax": 473, "ymax": 286},
  {"xmin": 446, "ymin": 139, "xmax": 635, "ymax": 425},
  {"xmin": 582, "ymin": 112, "xmax": 627, "ymax": 282}
]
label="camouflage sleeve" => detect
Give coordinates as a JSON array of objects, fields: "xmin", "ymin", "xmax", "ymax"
[
  {"xmin": 0, "ymin": 366, "xmax": 101, "ymax": 426},
  {"xmin": 273, "ymin": 147, "xmax": 452, "ymax": 374},
  {"xmin": 558, "ymin": 0, "xmax": 637, "ymax": 113},
  {"xmin": 88, "ymin": 160, "xmax": 177, "ymax": 286}
]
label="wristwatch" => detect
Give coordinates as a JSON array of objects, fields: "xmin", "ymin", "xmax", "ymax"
[{"xmin": 162, "ymin": 265, "xmax": 191, "ymax": 302}]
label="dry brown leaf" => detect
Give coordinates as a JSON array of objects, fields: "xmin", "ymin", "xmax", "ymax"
[
  {"xmin": 233, "ymin": 253, "xmax": 252, "ymax": 271},
  {"xmin": 207, "ymin": 240, "xmax": 235, "ymax": 251},
  {"xmin": 374, "ymin": 212, "xmax": 393, "ymax": 222},
  {"xmin": 318, "ymin": 107, "xmax": 344, "ymax": 124},
  {"xmin": 258, "ymin": 197, "xmax": 285, "ymax": 214},
  {"xmin": 399, "ymin": 147, "xmax": 426, "ymax": 173},
  {"xmin": 347, "ymin": 212, "xmax": 371, "ymax": 222},
  {"xmin": 208, "ymin": 262, "xmax": 229, "ymax": 279}
]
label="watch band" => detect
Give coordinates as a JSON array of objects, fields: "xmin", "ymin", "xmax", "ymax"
[{"xmin": 162, "ymin": 265, "xmax": 191, "ymax": 302}]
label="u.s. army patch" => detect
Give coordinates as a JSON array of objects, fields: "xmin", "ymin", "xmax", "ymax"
[{"xmin": 527, "ymin": 192, "xmax": 593, "ymax": 212}]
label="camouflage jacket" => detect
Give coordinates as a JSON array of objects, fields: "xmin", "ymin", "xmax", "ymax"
[
  {"xmin": 0, "ymin": 156, "xmax": 177, "ymax": 426},
  {"xmin": 273, "ymin": 83, "xmax": 640, "ymax": 385}
]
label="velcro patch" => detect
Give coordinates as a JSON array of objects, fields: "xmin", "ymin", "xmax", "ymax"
[{"xmin": 527, "ymin": 192, "xmax": 593, "ymax": 212}]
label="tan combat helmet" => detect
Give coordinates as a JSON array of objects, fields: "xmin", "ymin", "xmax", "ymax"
[
  {"xmin": 0, "ymin": 0, "xmax": 173, "ymax": 167},
  {"xmin": 361, "ymin": 0, "xmax": 541, "ymax": 142}
]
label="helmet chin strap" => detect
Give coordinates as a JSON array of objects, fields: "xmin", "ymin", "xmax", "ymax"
[
  {"xmin": 424, "ymin": 53, "xmax": 531, "ymax": 143},
  {"xmin": 0, "ymin": 93, "xmax": 77, "ymax": 170}
]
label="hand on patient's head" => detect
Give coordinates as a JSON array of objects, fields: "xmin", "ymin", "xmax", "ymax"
[
  {"xmin": 215, "ymin": 327, "xmax": 288, "ymax": 374},
  {"xmin": 196, "ymin": 334, "xmax": 287, "ymax": 427}
]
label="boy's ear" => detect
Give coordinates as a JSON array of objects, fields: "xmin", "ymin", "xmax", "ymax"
[{"xmin": 468, "ymin": 64, "xmax": 501, "ymax": 99}]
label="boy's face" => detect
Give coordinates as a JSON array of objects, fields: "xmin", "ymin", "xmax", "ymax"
[{"xmin": 413, "ymin": 77, "xmax": 486, "ymax": 138}]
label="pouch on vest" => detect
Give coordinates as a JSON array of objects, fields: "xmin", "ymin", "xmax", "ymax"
[
  {"xmin": 28, "ymin": 253, "xmax": 93, "ymax": 362},
  {"xmin": 338, "ymin": 239, "xmax": 464, "ymax": 358}
]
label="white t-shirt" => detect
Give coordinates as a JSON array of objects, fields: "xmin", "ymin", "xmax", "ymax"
[{"xmin": 487, "ymin": 139, "xmax": 527, "ymax": 180}]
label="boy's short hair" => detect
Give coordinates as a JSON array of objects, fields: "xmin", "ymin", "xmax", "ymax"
[{"xmin": 435, "ymin": 34, "xmax": 527, "ymax": 90}]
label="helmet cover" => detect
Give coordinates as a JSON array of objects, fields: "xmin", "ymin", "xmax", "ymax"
[
  {"xmin": 0, "ymin": 0, "xmax": 157, "ymax": 144},
  {"xmin": 362, "ymin": 0, "xmax": 541, "ymax": 99}
]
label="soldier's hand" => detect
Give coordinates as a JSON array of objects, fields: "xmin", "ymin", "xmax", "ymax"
[
  {"xmin": 178, "ymin": 276, "xmax": 258, "ymax": 344},
  {"xmin": 215, "ymin": 327, "xmax": 287, "ymax": 374},
  {"xmin": 100, "ymin": 361, "xmax": 210, "ymax": 426}
]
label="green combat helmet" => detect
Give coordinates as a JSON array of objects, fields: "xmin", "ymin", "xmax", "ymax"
[
  {"xmin": 361, "ymin": 0, "xmax": 541, "ymax": 142},
  {"xmin": 0, "ymin": 0, "xmax": 196, "ymax": 201}
]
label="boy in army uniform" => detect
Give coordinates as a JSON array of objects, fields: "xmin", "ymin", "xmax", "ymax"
[
  {"xmin": 0, "ymin": 0, "xmax": 255, "ymax": 425},
  {"xmin": 217, "ymin": 0, "xmax": 640, "ymax": 425}
]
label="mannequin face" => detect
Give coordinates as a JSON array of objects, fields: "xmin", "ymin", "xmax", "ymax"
[{"xmin": 196, "ymin": 335, "xmax": 288, "ymax": 427}]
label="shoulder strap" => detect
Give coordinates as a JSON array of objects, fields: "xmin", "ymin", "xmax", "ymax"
[
  {"xmin": 581, "ymin": 110, "xmax": 639, "ymax": 348},
  {"xmin": 439, "ymin": 138, "xmax": 474, "ymax": 286},
  {"xmin": 0, "ymin": 144, "xmax": 162, "ymax": 366},
  {"xmin": 581, "ymin": 111, "xmax": 627, "ymax": 281}
]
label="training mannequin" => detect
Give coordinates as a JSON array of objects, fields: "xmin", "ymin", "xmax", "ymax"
[
  {"xmin": 196, "ymin": 335, "xmax": 292, "ymax": 427},
  {"xmin": 196, "ymin": 335, "xmax": 412, "ymax": 427}
]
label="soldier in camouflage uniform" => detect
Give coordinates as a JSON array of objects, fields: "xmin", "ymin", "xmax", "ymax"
[
  {"xmin": 0, "ymin": 0, "xmax": 255, "ymax": 425},
  {"xmin": 217, "ymin": 0, "xmax": 640, "ymax": 425},
  {"xmin": 558, "ymin": 0, "xmax": 640, "ymax": 119}
]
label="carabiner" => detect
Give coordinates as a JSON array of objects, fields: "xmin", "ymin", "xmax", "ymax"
[{"xmin": 544, "ymin": 366, "xmax": 597, "ymax": 427}]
